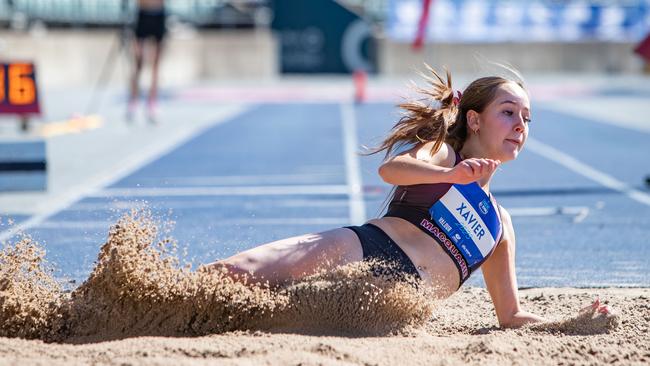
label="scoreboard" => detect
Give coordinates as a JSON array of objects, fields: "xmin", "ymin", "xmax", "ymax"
[{"xmin": 0, "ymin": 62, "xmax": 41, "ymax": 115}]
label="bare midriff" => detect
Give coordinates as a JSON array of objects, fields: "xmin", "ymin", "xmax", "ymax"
[{"xmin": 366, "ymin": 217, "xmax": 460, "ymax": 297}]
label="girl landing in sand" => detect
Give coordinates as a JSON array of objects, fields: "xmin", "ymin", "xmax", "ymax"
[{"xmin": 206, "ymin": 66, "xmax": 610, "ymax": 328}]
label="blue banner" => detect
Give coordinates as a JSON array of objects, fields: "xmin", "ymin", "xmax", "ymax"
[{"xmin": 387, "ymin": 0, "xmax": 650, "ymax": 42}]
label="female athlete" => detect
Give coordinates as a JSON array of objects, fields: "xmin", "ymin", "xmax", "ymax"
[{"xmin": 206, "ymin": 67, "xmax": 610, "ymax": 328}]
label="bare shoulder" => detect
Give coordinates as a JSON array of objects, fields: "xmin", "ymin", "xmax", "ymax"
[
  {"xmin": 497, "ymin": 205, "xmax": 515, "ymax": 243},
  {"xmin": 403, "ymin": 141, "xmax": 457, "ymax": 167},
  {"xmin": 498, "ymin": 205, "xmax": 512, "ymax": 225}
]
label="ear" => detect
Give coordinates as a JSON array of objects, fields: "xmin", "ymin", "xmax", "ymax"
[{"xmin": 466, "ymin": 110, "xmax": 480, "ymax": 131}]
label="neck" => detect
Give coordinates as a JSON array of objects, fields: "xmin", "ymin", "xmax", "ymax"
[{"xmin": 459, "ymin": 138, "xmax": 495, "ymax": 191}]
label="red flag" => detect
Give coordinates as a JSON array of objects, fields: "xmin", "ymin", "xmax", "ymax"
[
  {"xmin": 634, "ymin": 33, "xmax": 650, "ymax": 62},
  {"xmin": 412, "ymin": 0, "xmax": 433, "ymax": 51}
]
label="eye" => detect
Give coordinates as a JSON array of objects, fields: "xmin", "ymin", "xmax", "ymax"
[
  {"xmin": 503, "ymin": 110, "xmax": 513, "ymax": 116},
  {"xmin": 524, "ymin": 116, "xmax": 532, "ymax": 124}
]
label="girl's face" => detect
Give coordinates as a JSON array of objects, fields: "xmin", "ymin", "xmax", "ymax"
[{"xmin": 477, "ymin": 82, "xmax": 531, "ymax": 162}]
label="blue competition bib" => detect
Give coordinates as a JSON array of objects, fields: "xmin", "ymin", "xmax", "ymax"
[{"xmin": 429, "ymin": 183, "xmax": 502, "ymax": 269}]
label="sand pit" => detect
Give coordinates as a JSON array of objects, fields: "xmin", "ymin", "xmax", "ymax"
[{"xmin": 1, "ymin": 210, "xmax": 648, "ymax": 365}]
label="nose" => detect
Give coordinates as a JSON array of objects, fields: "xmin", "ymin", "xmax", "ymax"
[{"xmin": 514, "ymin": 115, "xmax": 526, "ymax": 133}]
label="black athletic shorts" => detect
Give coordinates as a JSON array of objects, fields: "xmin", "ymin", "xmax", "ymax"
[
  {"xmin": 345, "ymin": 223, "xmax": 421, "ymax": 282},
  {"xmin": 134, "ymin": 10, "xmax": 166, "ymax": 42}
]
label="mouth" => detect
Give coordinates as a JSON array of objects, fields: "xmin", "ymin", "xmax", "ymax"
[{"xmin": 505, "ymin": 139, "xmax": 522, "ymax": 148}]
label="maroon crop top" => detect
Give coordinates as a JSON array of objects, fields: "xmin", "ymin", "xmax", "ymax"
[
  {"xmin": 383, "ymin": 150, "xmax": 504, "ymax": 287},
  {"xmin": 384, "ymin": 150, "xmax": 463, "ymax": 216}
]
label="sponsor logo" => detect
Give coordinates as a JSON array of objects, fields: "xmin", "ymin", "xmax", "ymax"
[
  {"xmin": 478, "ymin": 199, "xmax": 491, "ymax": 215},
  {"xmin": 460, "ymin": 244, "xmax": 473, "ymax": 258},
  {"xmin": 437, "ymin": 216, "xmax": 452, "ymax": 232},
  {"xmin": 420, "ymin": 218, "xmax": 469, "ymax": 280},
  {"xmin": 455, "ymin": 222, "xmax": 471, "ymax": 239}
]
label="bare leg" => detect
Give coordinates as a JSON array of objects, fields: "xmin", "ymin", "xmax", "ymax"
[
  {"xmin": 204, "ymin": 228, "xmax": 363, "ymax": 287},
  {"xmin": 127, "ymin": 39, "xmax": 144, "ymax": 121},
  {"xmin": 147, "ymin": 40, "xmax": 163, "ymax": 123}
]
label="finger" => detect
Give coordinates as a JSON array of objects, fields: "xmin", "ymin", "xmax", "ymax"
[
  {"xmin": 487, "ymin": 160, "xmax": 497, "ymax": 172},
  {"xmin": 464, "ymin": 161, "xmax": 481, "ymax": 175},
  {"xmin": 483, "ymin": 159, "xmax": 495, "ymax": 170},
  {"xmin": 481, "ymin": 160, "xmax": 494, "ymax": 175},
  {"xmin": 475, "ymin": 160, "xmax": 485, "ymax": 177},
  {"xmin": 474, "ymin": 161, "xmax": 485, "ymax": 176}
]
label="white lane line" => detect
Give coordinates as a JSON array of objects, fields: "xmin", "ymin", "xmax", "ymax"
[
  {"xmin": 508, "ymin": 206, "xmax": 590, "ymax": 223},
  {"xmin": 88, "ymin": 185, "xmax": 349, "ymax": 197},
  {"xmin": 340, "ymin": 102, "xmax": 366, "ymax": 225},
  {"xmin": 70, "ymin": 198, "xmax": 349, "ymax": 211},
  {"xmin": 130, "ymin": 173, "xmax": 342, "ymax": 186},
  {"xmin": 35, "ymin": 217, "xmax": 349, "ymax": 230},
  {"xmin": 0, "ymin": 105, "xmax": 250, "ymax": 244},
  {"xmin": 526, "ymin": 137, "xmax": 650, "ymax": 207}
]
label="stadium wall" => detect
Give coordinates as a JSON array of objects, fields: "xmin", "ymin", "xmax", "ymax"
[
  {"xmin": 379, "ymin": 39, "xmax": 644, "ymax": 74},
  {"xmin": 0, "ymin": 29, "xmax": 644, "ymax": 88},
  {"xmin": 0, "ymin": 29, "xmax": 276, "ymax": 88}
]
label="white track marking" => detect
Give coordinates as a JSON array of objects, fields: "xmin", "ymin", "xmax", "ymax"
[
  {"xmin": 526, "ymin": 137, "xmax": 650, "ymax": 207},
  {"xmin": 131, "ymin": 173, "xmax": 341, "ymax": 186},
  {"xmin": 508, "ymin": 206, "xmax": 590, "ymax": 223},
  {"xmin": 69, "ymin": 198, "xmax": 349, "ymax": 211},
  {"xmin": 88, "ymin": 185, "xmax": 349, "ymax": 197},
  {"xmin": 0, "ymin": 105, "xmax": 250, "ymax": 243},
  {"xmin": 35, "ymin": 217, "xmax": 349, "ymax": 230},
  {"xmin": 340, "ymin": 102, "xmax": 366, "ymax": 225}
]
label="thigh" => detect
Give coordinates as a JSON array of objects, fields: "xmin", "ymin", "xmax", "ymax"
[{"xmin": 210, "ymin": 228, "xmax": 363, "ymax": 286}]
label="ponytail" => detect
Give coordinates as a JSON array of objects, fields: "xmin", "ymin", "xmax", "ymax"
[{"xmin": 367, "ymin": 65, "xmax": 459, "ymax": 159}]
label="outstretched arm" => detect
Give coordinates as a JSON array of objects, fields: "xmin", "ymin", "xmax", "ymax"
[
  {"xmin": 481, "ymin": 207, "xmax": 546, "ymax": 328},
  {"xmin": 378, "ymin": 142, "xmax": 500, "ymax": 186}
]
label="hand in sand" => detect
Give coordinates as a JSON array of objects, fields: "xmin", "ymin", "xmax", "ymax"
[
  {"xmin": 448, "ymin": 158, "xmax": 500, "ymax": 184},
  {"xmin": 579, "ymin": 297, "xmax": 612, "ymax": 316},
  {"xmin": 530, "ymin": 296, "xmax": 619, "ymax": 335}
]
